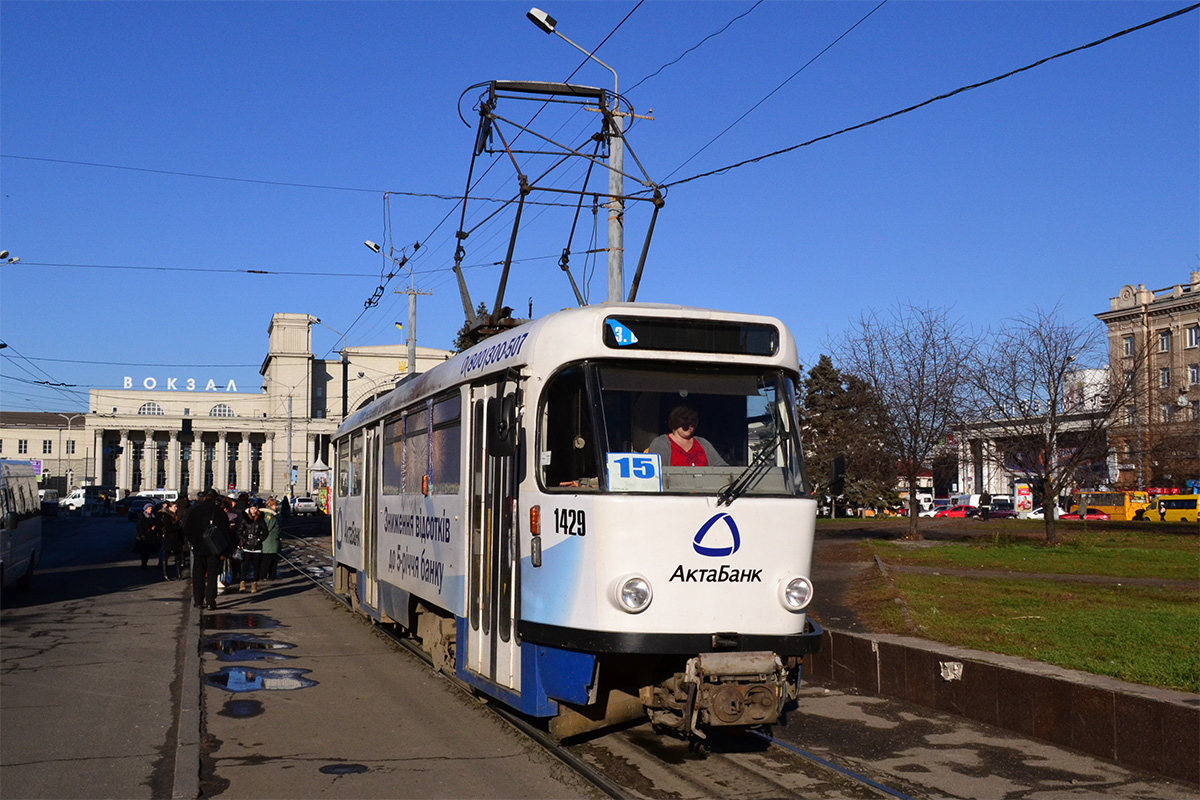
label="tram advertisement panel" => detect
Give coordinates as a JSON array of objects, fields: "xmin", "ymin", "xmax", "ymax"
[
  {"xmin": 334, "ymin": 503, "xmax": 364, "ymax": 571},
  {"xmin": 378, "ymin": 493, "xmax": 465, "ymax": 617}
]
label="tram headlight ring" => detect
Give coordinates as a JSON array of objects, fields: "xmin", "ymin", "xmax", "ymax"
[
  {"xmin": 779, "ymin": 576, "xmax": 814, "ymax": 612},
  {"xmin": 612, "ymin": 574, "xmax": 653, "ymax": 614}
]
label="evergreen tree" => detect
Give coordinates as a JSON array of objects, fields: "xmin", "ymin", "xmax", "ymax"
[
  {"xmin": 800, "ymin": 355, "xmax": 896, "ymax": 509},
  {"xmin": 452, "ymin": 303, "xmax": 491, "ymax": 352}
]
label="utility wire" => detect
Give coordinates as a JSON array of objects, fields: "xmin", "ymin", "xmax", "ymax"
[
  {"xmin": 15, "ymin": 262, "xmax": 383, "ymax": 277},
  {"xmin": 14, "ymin": 357, "xmax": 259, "ymax": 367},
  {"xmin": 663, "ymin": 0, "xmax": 888, "ymax": 182},
  {"xmin": 625, "ymin": 1, "xmax": 763, "ymax": 95},
  {"xmin": 664, "ymin": 2, "xmax": 1200, "ymax": 189}
]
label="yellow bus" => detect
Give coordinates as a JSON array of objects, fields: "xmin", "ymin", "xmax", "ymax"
[
  {"xmin": 1072, "ymin": 490, "xmax": 1151, "ymax": 521},
  {"xmin": 1142, "ymin": 495, "xmax": 1199, "ymax": 524}
]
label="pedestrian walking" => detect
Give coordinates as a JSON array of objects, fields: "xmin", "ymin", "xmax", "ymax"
[
  {"xmin": 134, "ymin": 503, "xmax": 160, "ymax": 570},
  {"xmin": 158, "ymin": 499, "xmax": 186, "ymax": 580},
  {"xmin": 260, "ymin": 496, "xmax": 282, "ymax": 581},
  {"xmin": 184, "ymin": 488, "xmax": 234, "ymax": 610},
  {"xmin": 236, "ymin": 503, "xmax": 269, "ymax": 594}
]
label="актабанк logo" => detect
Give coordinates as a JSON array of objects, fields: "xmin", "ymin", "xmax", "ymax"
[{"xmin": 692, "ymin": 512, "xmax": 741, "ymax": 557}]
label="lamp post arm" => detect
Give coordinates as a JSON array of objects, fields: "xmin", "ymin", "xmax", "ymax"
[{"xmin": 552, "ymin": 30, "xmax": 617, "ymax": 98}]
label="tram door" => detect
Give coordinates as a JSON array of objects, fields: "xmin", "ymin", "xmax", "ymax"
[
  {"xmin": 466, "ymin": 381, "xmax": 521, "ymax": 692},
  {"xmin": 362, "ymin": 426, "xmax": 380, "ymax": 609}
]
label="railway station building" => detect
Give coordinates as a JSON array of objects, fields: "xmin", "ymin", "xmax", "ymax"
[{"xmin": 0, "ymin": 313, "xmax": 452, "ymax": 499}]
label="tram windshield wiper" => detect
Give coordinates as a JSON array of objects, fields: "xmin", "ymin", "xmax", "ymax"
[{"xmin": 717, "ymin": 427, "xmax": 785, "ymax": 507}]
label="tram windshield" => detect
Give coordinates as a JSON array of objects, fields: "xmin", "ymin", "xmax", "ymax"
[{"xmin": 538, "ymin": 362, "xmax": 809, "ymax": 497}]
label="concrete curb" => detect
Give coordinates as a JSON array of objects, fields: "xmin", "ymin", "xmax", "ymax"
[
  {"xmin": 803, "ymin": 627, "xmax": 1200, "ymax": 785},
  {"xmin": 172, "ymin": 599, "xmax": 201, "ymax": 799}
]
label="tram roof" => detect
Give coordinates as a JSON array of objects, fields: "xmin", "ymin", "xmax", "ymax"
[{"xmin": 335, "ymin": 303, "xmax": 798, "ymax": 438}]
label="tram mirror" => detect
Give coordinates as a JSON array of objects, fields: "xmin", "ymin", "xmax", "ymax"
[{"xmin": 488, "ymin": 394, "xmax": 518, "ymax": 457}]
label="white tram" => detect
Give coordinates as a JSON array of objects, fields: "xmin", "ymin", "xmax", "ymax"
[{"xmin": 331, "ymin": 303, "xmax": 822, "ymax": 738}]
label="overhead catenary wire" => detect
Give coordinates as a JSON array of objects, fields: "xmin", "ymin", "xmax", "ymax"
[
  {"xmin": 624, "ymin": 0, "xmax": 764, "ymax": 96},
  {"xmin": 662, "ymin": 2, "xmax": 1200, "ymax": 189},
  {"xmin": 662, "ymin": 0, "xmax": 889, "ymax": 183}
]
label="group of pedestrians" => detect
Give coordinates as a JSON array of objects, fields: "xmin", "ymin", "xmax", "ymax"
[
  {"xmin": 137, "ymin": 489, "xmax": 284, "ymax": 610},
  {"xmin": 133, "ymin": 499, "xmax": 188, "ymax": 579}
]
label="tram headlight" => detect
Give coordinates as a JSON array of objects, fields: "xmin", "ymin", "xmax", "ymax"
[
  {"xmin": 613, "ymin": 574, "xmax": 653, "ymax": 614},
  {"xmin": 779, "ymin": 576, "xmax": 814, "ymax": 611}
]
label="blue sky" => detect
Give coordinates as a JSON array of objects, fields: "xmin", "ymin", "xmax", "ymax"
[{"xmin": 2, "ymin": 1, "xmax": 1196, "ymax": 412}]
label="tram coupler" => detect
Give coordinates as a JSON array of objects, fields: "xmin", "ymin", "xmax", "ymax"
[{"xmin": 683, "ymin": 651, "xmax": 787, "ymax": 731}]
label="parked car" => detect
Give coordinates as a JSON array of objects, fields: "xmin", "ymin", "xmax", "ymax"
[
  {"xmin": 39, "ymin": 489, "xmax": 59, "ymax": 517},
  {"xmin": 934, "ymin": 505, "xmax": 977, "ymax": 518},
  {"xmin": 918, "ymin": 507, "xmax": 940, "ymax": 518},
  {"xmin": 1028, "ymin": 506, "xmax": 1061, "ymax": 520},
  {"xmin": 1060, "ymin": 507, "xmax": 1110, "ymax": 521},
  {"xmin": 968, "ymin": 506, "xmax": 1018, "ymax": 519},
  {"xmin": 292, "ymin": 496, "xmax": 320, "ymax": 515}
]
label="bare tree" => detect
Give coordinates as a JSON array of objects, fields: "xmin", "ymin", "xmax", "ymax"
[
  {"xmin": 835, "ymin": 305, "xmax": 975, "ymax": 538},
  {"xmin": 963, "ymin": 306, "xmax": 1142, "ymax": 545}
]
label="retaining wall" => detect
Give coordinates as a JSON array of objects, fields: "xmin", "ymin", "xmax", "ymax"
[{"xmin": 803, "ymin": 627, "xmax": 1199, "ymax": 785}]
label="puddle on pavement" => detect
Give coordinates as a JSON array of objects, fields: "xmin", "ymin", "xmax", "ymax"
[
  {"xmin": 204, "ymin": 633, "xmax": 297, "ymax": 661},
  {"xmin": 218, "ymin": 699, "xmax": 265, "ymax": 718},
  {"xmin": 203, "ymin": 613, "xmax": 283, "ymax": 631},
  {"xmin": 205, "ymin": 667, "xmax": 318, "ymax": 692},
  {"xmin": 319, "ymin": 763, "xmax": 370, "ymax": 775}
]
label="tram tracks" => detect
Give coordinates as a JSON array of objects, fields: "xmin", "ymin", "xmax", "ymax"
[{"xmin": 275, "ymin": 524, "xmax": 914, "ymax": 799}]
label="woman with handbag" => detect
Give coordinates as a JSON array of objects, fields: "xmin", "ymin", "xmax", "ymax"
[{"xmin": 236, "ymin": 503, "xmax": 269, "ymax": 593}]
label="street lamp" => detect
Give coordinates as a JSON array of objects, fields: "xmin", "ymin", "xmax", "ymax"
[
  {"xmin": 56, "ymin": 413, "xmax": 85, "ymax": 490},
  {"xmin": 527, "ymin": 7, "xmax": 624, "ymax": 303}
]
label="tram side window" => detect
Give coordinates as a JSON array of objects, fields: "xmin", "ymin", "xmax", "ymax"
[
  {"xmin": 539, "ymin": 366, "xmax": 600, "ymax": 490},
  {"xmin": 405, "ymin": 407, "xmax": 430, "ymax": 493},
  {"xmin": 337, "ymin": 438, "xmax": 350, "ymax": 497},
  {"xmin": 382, "ymin": 417, "xmax": 403, "ymax": 496},
  {"xmin": 430, "ymin": 394, "xmax": 462, "ymax": 494},
  {"xmin": 349, "ymin": 434, "xmax": 363, "ymax": 496}
]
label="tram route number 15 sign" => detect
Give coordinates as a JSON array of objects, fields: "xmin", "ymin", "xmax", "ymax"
[{"xmin": 606, "ymin": 453, "xmax": 662, "ymax": 492}]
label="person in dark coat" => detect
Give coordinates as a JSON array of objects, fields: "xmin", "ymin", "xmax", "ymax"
[
  {"xmin": 159, "ymin": 500, "xmax": 186, "ymax": 580},
  {"xmin": 184, "ymin": 489, "xmax": 234, "ymax": 610},
  {"xmin": 134, "ymin": 503, "xmax": 160, "ymax": 570},
  {"xmin": 235, "ymin": 504, "xmax": 269, "ymax": 594}
]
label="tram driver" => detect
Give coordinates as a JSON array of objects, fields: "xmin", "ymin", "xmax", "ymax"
[{"xmin": 646, "ymin": 405, "xmax": 727, "ymax": 467}]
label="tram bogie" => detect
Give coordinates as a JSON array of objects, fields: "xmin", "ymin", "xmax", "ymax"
[{"xmin": 331, "ymin": 304, "xmax": 822, "ymax": 738}]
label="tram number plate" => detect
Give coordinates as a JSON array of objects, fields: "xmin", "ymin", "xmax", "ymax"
[
  {"xmin": 554, "ymin": 508, "xmax": 586, "ymax": 536},
  {"xmin": 606, "ymin": 452, "xmax": 662, "ymax": 492}
]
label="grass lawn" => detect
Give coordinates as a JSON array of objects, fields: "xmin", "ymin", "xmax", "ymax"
[
  {"xmin": 873, "ymin": 528, "xmax": 1198, "ymax": 581},
  {"xmin": 852, "ymin": 530, "xmax": 1200, "ymax": 692}
]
